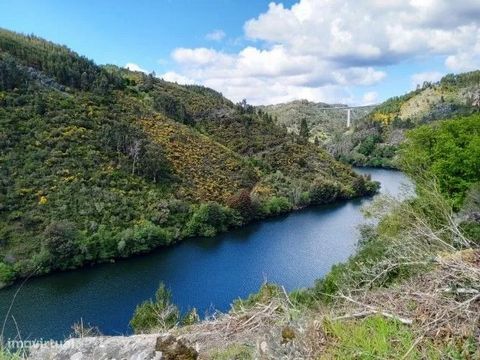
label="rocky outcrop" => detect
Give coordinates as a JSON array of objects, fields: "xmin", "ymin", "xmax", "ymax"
[
  {"xmin": 27, "ymin": 293, "xmax": 320, "ymax": 360},
  {"xmin": 28, "ymin": 334, "xmax": 198, "ymax": 360}
]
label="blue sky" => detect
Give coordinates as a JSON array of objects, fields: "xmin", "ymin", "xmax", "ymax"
[
  {"xmin": 1, "ymin": 0, "xmax": 478, "ymax": 105},
  {"xmin": 0, "ymin": 0, "xmax": 287, "ymax": 69}
]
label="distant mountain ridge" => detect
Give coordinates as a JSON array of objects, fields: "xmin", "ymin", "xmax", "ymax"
[
  {"xmin": 259, "ymin": 100, "xmax": 377, "ymax": 143},
  {"xmin": 261, "ymin": 72, "xmax": 480, "ymax": 168},
  {"xmin": 336, "ymin": 71, "xmax": 480, "ymax": 167}
]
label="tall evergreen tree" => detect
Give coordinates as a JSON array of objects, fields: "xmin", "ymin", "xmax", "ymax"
[{"xmin": 299, "ymin": 118, "xmax": 310, "ymax": 140}]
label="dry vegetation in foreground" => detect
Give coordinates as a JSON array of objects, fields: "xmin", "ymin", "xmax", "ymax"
[
  {"xmin": 144, "ymin": 183, "xmax": 479, "ymax": 359},
  {"xmin": 147, "ymin": 249, "xmax": 478, "ymax": 359}
]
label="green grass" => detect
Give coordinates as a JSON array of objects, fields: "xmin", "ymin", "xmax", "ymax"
[
  {"xmin": 322, "ymin": 316, "xmax": 423, "ymax": 359},
  {"xmin": 0, "ymin": 347, "xmax": 22, "ymax": 360},
  {"xmin": 321, "ymin": 316, "xmax": 479, "ymax": 359}
]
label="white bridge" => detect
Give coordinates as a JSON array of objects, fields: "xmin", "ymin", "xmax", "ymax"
[{"xmin": 315, "ymin": 104, "xmax": 378, "ymax": 127}]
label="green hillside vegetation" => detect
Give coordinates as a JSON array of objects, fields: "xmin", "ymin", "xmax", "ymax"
[
  {"xmin": 305, "ymin": 114, "xmax": 480, "ymax": 357},
  {"xmin": 332, "ymin": 71, "xmax": 480, "ymax": 167},
  {"xmin": 130, "ymin": 114, "xmax": 480, "ymax": 359},
  {"xmin": 260, "ymin": 99, "xmax": 375, "ymax": 144},
  {"xmin": 0, "ymin": 29, "xmax": 378, "ymax": 287},
  {"xmin": 262, "ymin": 73, "xmax": 479, "ymax": 169},
  {"xmin": 399, "ymin": 115, "xmax": 480, "ymax": 208}
]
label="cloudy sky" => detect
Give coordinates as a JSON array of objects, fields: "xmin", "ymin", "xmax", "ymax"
[{"xmin": 1, "ymin": 0, "xmax": 479, "ymax": 105}]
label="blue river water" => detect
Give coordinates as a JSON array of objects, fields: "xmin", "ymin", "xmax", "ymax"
[{"xmin": 0, "ymin": 168, "xmax": 411, "ymax": 341}]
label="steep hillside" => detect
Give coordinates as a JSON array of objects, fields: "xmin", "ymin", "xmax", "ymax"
[
  {"xmin": 27, "ymin": 114, "xmax": 480, "ymax": 360},
  {"xmin": 332, "ymin": 72, "xmax": 480, "ymax": 167},
  {"xmin": 372, "ymin": 73, "xmax": 480, "ymax": 124},
  {"xmin": 195, "ymin": 106, "xmax": 369, "ymax": 205},
  {"xmin": 260, "ymin": 100, "xmax": 376, "ymax": 143},
  {"xmin": 0, "ymin": 29, "xmax": 377, "ymax": 287},
  {"xmin": 261, "ymin": 73, "xmax": 480, "ymax": 168}
]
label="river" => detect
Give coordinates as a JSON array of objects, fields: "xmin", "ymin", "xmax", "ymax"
[{"xmin": 0, "ymin": 168, "xmax": 412, "ymax": 341}]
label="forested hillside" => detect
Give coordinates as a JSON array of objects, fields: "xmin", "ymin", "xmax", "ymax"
[
  {"xmin": 262, "ymin": 73, "xmax": 480, "ymax": 168},
  {"xmin": 53, "ymin": 114, "xmax": 478, "ymax": 359},
  {"xmin": 129, "ymin": 115, "xmax": 480, "ymax": 359},
  {"xmin": 329, "ymin": 72, "xmax": 480, "ymax": 167},
  {"xmin": 260, "ymin": 100, "xmax": 375, "ymax": 144},
  {"xmin": 0, "ymin": 29, "xmax": 377, "ymax": 287}
]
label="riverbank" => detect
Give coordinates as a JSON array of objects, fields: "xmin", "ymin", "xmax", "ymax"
[
  {"xmin": 27, "ymin": 247, "xmax": 479, "ymax": 359},
  {"xmin": 27, "ymin": 164, "xmax": 480, "ymax": 359},
  {"xmin": 23, "ymin": 178, "xmax": 480, "ymax": 359},
  {"xmin": 0, "ymin": 170, "xmax": 379, "ymax": 292},
  {"xmin": 1, "ymin": 28, "xmax": 383, "ymax": 300},
  {"xmin": 22, "ymin": 115, "xmax": 480, "ymax": 358},
  {"xmin": 0, "ymin": 168, "xmax": 400, "ymax": 342}
]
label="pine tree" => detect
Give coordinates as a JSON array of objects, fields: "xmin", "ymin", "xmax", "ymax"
[{"xmin": 299, "ymin": 118, "xmax": 309, "ymax": 139}]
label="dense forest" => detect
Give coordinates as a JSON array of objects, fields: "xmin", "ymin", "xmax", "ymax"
[{"xmin": 0, "ymin": 29, "xmax": 378, "ymax": 287}]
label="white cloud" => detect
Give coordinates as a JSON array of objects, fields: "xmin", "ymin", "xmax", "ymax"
[
  {"xmin": 205, "ymin": 29, "xmax": 226, "ymax": 41},
  {"xmin": 164, "ymin": 0, "xmax": 480, "ymax": 104},
  {"xmin": 125, "ymin": 63, "xmax": 148, "ymax": 73},
  {"xmin": 244, "ymin": 0, "xmax": 480, "ymax": 65},
  {"xmin": 333, "ymin": 67, "xmax": 386, "ymax": 86},
  {"xmin": 411, "ymin": 71, "xmax": 444, "ymax": 89},
  {"xmin": 362, "ymin": 91, "xmax": 379, "ymax": 105},
  {"xmin": 160, "ymin": 71, "xmax": 196, "ymax": 85},
  {"xmin": 172, "ymin": 48, "xmax": 232, "ymax": 66},
  {"xmin": 445, "ymin": 52, "xmax": 480, "ymax": 72}
]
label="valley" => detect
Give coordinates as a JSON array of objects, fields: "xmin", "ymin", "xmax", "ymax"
[
  {"xmin": 0, "ymin": 168, "xmax": 409, "ymax": 341},
  {"xmin": 0, "ymin": 17, "xmax": 478, "ymax": 359},
  {"xmin": 0, "ymin": 28, "xmax": 377, "ymax": 288},
  {"xmin": 262, "ymin": 74, "xmax": 480, "ymax": 168}
]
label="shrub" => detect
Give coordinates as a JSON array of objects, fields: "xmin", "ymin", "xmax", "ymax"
[
  {"xmin": 314, "ymin": 262, "xmax": 348, "ymax": 302},
  {"xmin": 0, "ymin": 262, "xmax": 15, "ymax": 287},
  {"xmin": 261, "ymin": 196, "xmax": 292, "ymax": 216},
  {"xmin": 185, "ymin": 202, "xmax": 239, "ymax": 237},
  {"xmin": 352, "ymin": 175, "xmax": 380, "ymax": 197},
  {"xmin": 153, "ymin": 92, "xmax": 191, "ymax": 124},
  {"xmin": 181, "ymin": 308, "xmax": 200, "ymax": 326},
  {"xmin": 42, "ymin": 220, "xmax": 81, "ymax": 269},
  {"xmin": 130, "ymin": 282, "xmax": 180, "ymax": 333},
  {"xmin": 299, "ymin": 191, "xmax": 311, "ymax": 206},
  {"xmin": 116, "ymin": 221, "xmax": 174, "ymax": 256},
  {"xmin": 399, "ymin": 114, "xmax": 480, "ymax": 208},
  {"xmin": 357, "ymin": 134, "xmax": 381, "ymax": 156},
  {"xmin": 226, "ymin": 189, "xmax": 257, "ymax": 221},
  {"xmin": 309, "ymin": 178, "xmax": 342, "ymax": 204},
  {"xmin": 83, "ymin": 225, "xmax": 117, "ymax": 260},
  {"xmin": 233, "ymin": 283, "xmax": 282, "ymax": 310}
]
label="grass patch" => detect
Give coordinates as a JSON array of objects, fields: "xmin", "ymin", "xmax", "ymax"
[
  {"xmin": 0, "ymin": 347, "xmax": 22, "ymax": 360},
  {"xmin": 322, "ymin": 316, "xmax": 421, "ymax": 359}
]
